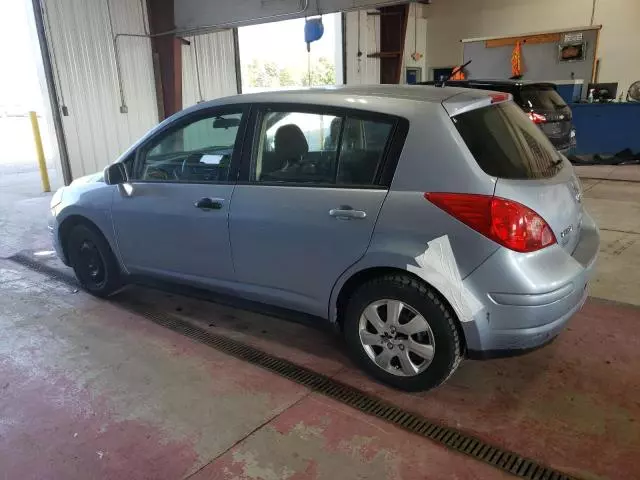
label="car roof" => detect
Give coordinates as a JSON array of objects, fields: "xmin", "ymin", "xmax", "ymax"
[{"xmin": 179, "ymin": 85, "xmax": 494, "ymax": 117}]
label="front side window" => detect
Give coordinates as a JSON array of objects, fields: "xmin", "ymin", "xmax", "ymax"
[
  {"xmin": 137, "ymin": 111, "xmax": 243, "ymax": 183},
  {"xmin": 252, "ymin": 109, "xmax": 394, "ymax": 186}
]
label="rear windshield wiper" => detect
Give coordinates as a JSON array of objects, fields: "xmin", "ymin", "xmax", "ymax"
[
  {"xmin": 546, "ymin": 158, "xmax": 564, "ymax": 171},
  {"xmin": 539, "ymin": 157, "xmax": 563, "ymax": 176},
  {"xmin": 438, "ymin": 60, "xmax": 472, "ymax": 86}
]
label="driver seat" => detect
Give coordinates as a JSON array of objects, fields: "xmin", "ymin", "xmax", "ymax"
[{"xmin": 271, "ymin": 124, "xmax": 308, "ymax": 172}]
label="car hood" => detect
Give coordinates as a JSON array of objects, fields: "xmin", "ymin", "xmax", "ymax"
[{"xmin": 70, "ymin": 172, "xmax": 104, "ymax": 186}]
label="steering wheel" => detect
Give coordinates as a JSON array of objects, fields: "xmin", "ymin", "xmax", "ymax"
[
  {"xmin": 145, "ymin": 167, "xmax": 171, "ymax": 181},
  {"xmin": 181, "ymin": 153, "xmax": 203, "ymax": 179}
]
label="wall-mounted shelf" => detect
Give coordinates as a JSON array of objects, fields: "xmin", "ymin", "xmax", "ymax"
[
  {"xmin": 367, "ymin": 11, "xmax": 403, "ymax": 16},
  {"xmin": 366, "ymin": 51, "xmax": 402, "ymax": 58}
]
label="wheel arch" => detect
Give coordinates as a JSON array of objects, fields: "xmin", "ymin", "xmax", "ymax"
[
  {"xmin": 58, "ymin": 215, "xmax": 113, "ymax": 265},
  {"xmin": 330, "ymin": 260, "xmax": 472, "ymax": 351}
]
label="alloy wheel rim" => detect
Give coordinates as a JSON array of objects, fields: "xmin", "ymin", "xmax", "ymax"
[{"xmin": 358, "ymin": 299, "xmax": 435, "ymax": 377}]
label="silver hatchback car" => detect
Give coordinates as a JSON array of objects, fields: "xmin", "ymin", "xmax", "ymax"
[{"xmin": 49, "ymin": 86, "xmax": 599, "ymax": 391}]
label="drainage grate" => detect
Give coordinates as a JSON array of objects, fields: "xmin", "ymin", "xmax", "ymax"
[
  {"xmin": 8, "ymin": 253, "xmax": 79, "ymax": 288},
  {"xmin": 9, "ymin": 253, "xmax": 580, "ymax": 480}
]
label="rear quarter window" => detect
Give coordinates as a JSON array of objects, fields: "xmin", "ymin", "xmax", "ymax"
[{"xmin": 452, "ymin": 102, "xmax": 562, "ymax": 179}]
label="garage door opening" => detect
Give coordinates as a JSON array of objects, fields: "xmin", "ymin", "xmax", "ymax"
[{"xmin": 238, "ymin": 13, "xmax": 343, "ymax": 93}]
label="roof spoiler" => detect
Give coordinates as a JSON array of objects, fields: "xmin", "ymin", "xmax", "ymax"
[{"xmin": 442, "ymin": 91, "xmax": 512, "ymax": 117}]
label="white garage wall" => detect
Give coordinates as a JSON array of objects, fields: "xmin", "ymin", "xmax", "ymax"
[
  {"xmin": 400, "ymin": 3, "xmax": 427, "ymax": 84},
  {"xmin": 182, "ymin": 30, "xmax": 238, "ymax": 108},
  {"xmin": 345, "ymin": 5, "xmax": 427, "ymax": 85},
  {"xmin": 42, "ymin": 0, "xmax": 158, "ymax": 179},
  {"xmin": 344, "ymin": 10, "xmax": 380, "ymax": 85},
  {"xmin": 425, "ymin": 0, "xmax": 640, "ymax": 93}
]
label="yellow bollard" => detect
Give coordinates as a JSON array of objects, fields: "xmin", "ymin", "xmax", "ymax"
[{"xmin": 29, "ymin": 111, "xmax": 51, "ymax": 193}]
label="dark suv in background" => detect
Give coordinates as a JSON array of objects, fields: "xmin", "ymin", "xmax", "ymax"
[{"xmin": 419, "ymin": 80, "xmax": 576, "ymax": 156}]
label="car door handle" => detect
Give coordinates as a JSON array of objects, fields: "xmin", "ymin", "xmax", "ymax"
[
  {"xmin": 194, "ymin": 197, "xmax": 224, "ymax": 210},
  {"xmin": 329, "ymin": 207, "xmax": 367, "ymax": 220}
]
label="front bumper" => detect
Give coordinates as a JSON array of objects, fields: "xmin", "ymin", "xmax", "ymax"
[
  {"xmin": 461, "ymin": 211, "xmax": 599, "ymax": 355},
  {"xmin": 48, "ymin": 210, "xmax": 68, "ymax": 265}
]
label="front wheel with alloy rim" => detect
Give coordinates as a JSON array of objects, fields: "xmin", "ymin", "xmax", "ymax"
[
  {"xmin": 343, "ymin": 274, "xmax": 463, "ymax": 391},
  {"xmin": 67, "ymin": 224, "xmax": 122, "ymax": 297}
]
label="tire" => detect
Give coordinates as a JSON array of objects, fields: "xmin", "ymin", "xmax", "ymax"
[
  {"xmin": 67, "ymin": 224, "xmax": 122, "ymax": 297},
  {"xmin": 343, "ymin": 274, "xmax": 463, "ymax": 392}
]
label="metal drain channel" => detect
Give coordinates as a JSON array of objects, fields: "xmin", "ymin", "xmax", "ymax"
[{"xmin": 10, "ymin": 253, "xmax": 579, "ymax": 480}]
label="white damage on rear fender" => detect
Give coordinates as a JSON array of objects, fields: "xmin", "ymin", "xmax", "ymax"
[{"xmin": 407, "ymin": 235, "xmax": 483, "ymax": 323}]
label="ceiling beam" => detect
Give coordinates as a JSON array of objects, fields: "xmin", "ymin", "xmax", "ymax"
[{"xmin": 147, "ymin": 0, "xmax": 182, "ymax": 119}]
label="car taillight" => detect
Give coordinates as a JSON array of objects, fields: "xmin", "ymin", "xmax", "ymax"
[
  {"xmin": 424, "ymin": 193, "xmax": 556, "ymax": 253},
  {"xmin": 528, "ymin": 112, "xmax": 547, "ymax": 124},
  {"xmin": 489, "ymin": 93, "xmax": 510, "ymax": 103}
]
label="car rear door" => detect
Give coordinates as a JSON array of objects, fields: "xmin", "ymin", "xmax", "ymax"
[
  {"xmin": 228, "ymin": 104, "xmax": 407, "ymax": 317},
  {"xmin": 110, "ymin": 105, "xmax": 248, "ymax": 283},
  {"xmin": 450, "ymin": 99, "xmax": 583, "ymax": 253},
  {"xmin": 494, "ymin": 167, "xmax": 583, "ymax": 253}
]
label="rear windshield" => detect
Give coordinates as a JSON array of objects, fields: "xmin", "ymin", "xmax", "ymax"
[
  {"xmin": 519, "ymin": 85, "xmax": 567, "ymax": 110},
  {"xmin": 452, "ymin": 102, "xmax": 562, "ymax": 179}
]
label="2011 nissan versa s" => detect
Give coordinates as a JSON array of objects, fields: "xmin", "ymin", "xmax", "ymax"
[{"xmin": 49, "ymin": 86, "xmax": 599, "ymax": 391}]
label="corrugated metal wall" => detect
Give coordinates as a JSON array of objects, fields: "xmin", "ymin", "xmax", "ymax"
[
  {"xmin": 42, "ymin": 0, "xmax": 158, "ymax": 179},
  {"xmin": 345, "ymin": 10, "xmax": 380, "ymax": 85},
  {"xmin": 182, "ymin": 30, "xmax": 238, "ymax": 108}
]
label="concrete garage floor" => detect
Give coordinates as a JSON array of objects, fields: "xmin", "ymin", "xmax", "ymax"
[
  {"xmin": 580, "ymin": 176, "xmax": 640, "ymax": 306},
  {"xmin": 1, "ymin": 166, "xmax": 639, "ymax": 479}
]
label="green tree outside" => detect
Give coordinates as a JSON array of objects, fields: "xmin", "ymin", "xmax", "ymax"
[{"xmin": 243, "ymin": 57, "xmax": 336, "ymax": 88}]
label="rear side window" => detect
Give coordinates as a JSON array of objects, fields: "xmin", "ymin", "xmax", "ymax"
[
  {"xmin": 337, "ymin": 118, "xmax": 393, "ymax": 185},
  {"xmin": 452, "ymin": 102, "xmax": 561, "ymax": 179},
  {"xmin": 252, "ymin": 109, "xmax": 394, "ymax": 186},
  {"xmin": 519, "ymin": 86, "xmax": 567, "ymax": 110}
]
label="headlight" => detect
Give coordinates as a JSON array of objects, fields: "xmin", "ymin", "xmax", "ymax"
[{"xmin": 50, "ymin": 187, "xmax": 64, "ymax": 209}]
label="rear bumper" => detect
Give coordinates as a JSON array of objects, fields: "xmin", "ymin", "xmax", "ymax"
[
  {"xmin": 460, "ymin": 211, "xmax": 599, "ymax": 355},
  {"xmin": 551, "ymin": 126, "xmax": 576, "ymax": 157},
  {"xmin": 558, "ymin": 145, "xmax": 576, "ymax": 157},
  {"xmin": 467, "ymin": 285, "xmax": 587, "ymax": 358}
]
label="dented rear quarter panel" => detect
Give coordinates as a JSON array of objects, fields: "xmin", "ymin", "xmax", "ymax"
[{"xmin": 329, "ymin": 101, "xmax": 500, "ymax": 324}]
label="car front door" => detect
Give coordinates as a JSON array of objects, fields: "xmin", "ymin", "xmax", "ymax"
[
  {"xmin": 110, "ymin": 105, "xmax": 248, "ymax": 284},
  {"xmin": 228, "ymin": 105, "xmax": 406, "ymax": 317}
]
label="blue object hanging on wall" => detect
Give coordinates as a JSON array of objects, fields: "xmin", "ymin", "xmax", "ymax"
[{"xmin": 304, "ymin": 17, "xmax": 324, "ymax": 52}]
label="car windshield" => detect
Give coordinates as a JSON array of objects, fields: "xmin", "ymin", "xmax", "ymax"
[
  {"xmin": 520, "ymin": 85, "xmax": 567, "ymax": 110},
  {"xmin": 452, "ymin": 102, "xmax": 562, "ymax": 179}
]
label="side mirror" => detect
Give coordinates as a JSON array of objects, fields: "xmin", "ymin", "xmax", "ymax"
[{"xmin": 104, "ymin": 163, "xmax": 128, "ymax": 185}]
